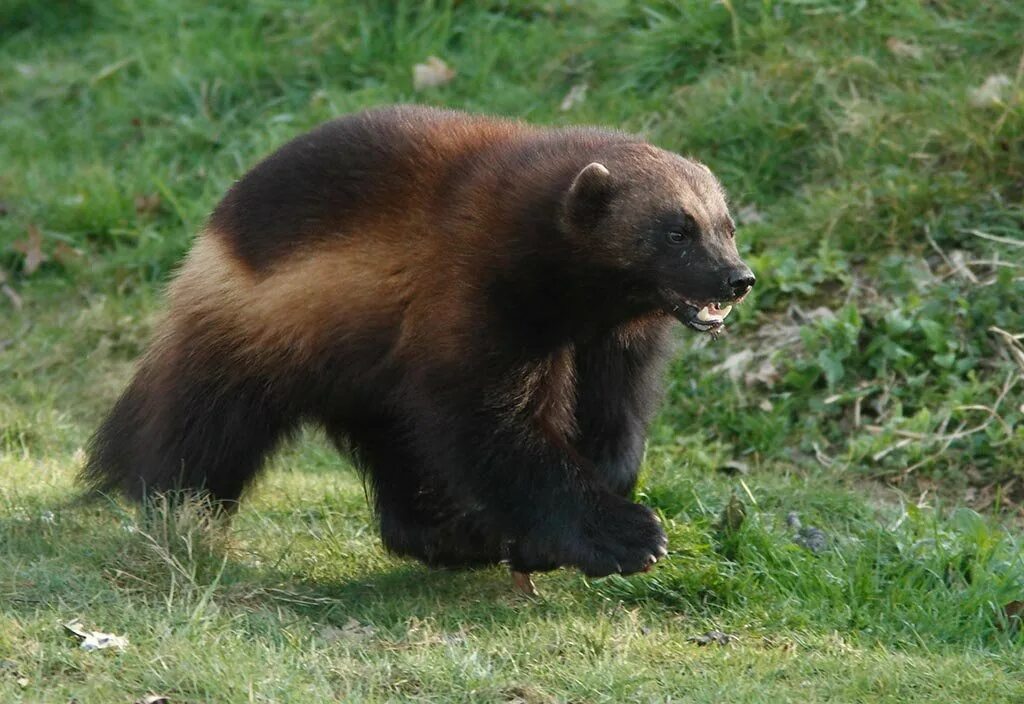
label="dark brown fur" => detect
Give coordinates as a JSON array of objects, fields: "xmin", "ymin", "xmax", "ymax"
[{"xmin": 84, "ymin": 106, "xmax": 754, "ymax": 577}]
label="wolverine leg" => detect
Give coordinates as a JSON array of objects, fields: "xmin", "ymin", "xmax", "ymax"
[
  {"xmin": 573, "ymin": 324, "xmax": 672, "ymax": 496},
  {"xmin": 329, "ymin": 417, "xmax": 502, "ymax": 568}
]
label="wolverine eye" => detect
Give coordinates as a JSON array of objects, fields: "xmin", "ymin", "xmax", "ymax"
[{"xmin": 661, "ymin": 211, "xmax": 698, "ymax": 245}]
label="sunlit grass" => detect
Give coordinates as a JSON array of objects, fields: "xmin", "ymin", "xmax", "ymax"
[{"xmin": 1, "ymin": 0, "xmax": 1022, "ymax": 700}]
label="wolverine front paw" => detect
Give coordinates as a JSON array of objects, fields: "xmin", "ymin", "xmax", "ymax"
[
  {"xmin": 574, "ymin": 495, "xmax": 668, "ymax": 577},
  {"xmin": 509, "ymin": 494, "xmax": 668, "ymax": 578}
]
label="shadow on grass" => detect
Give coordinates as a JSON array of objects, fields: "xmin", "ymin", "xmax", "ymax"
[
  {"xmin": 0, "ymin": 494, "xmax": 589, "ymax": 638},
  {"xmin": 4, "ymin": 487, "xmax": 1022, "ymax": 653}
]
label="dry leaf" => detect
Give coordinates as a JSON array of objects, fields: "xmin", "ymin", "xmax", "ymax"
[
  {"xmin": 319, "ymin": 617, "xmax": 375, "ymax": 643},
  {"xmin": 81, "ymin": 631, "xmax": 128, "ymax": 651},
  {"xmin": 970, "ymin": 74, "xmax": 1012, "ymax": 108},
  {"xmin": 53, "ymin": 242, "xmax": 84, "ymax": 266},
  {"xmin": 688, "ymin": 630, "xmax": 735, "ymax": 646},
  {"xmin": 63, "ymin": 620, "xmax": 90, "ymax": 640},
  {"xmin": 413, "ymin": 56, "xmax": 456, "ymax": 91},
  {"xmin": 1001, "ymin": 600, "xmax": 1024, "ymax": 630},
  {"xmin": 12, "ymin": 224, "xmax": 47, "ymax": 275},
  {"xmin": 63, "ymin": 619, "xmax": 129, "ymax": 651},
  {"xmin": 134, "ymin": 193, "xmax": 162, "ymax": 216},
  {"xmin": 886, "ymin": 37, "xmax": 923, "ymax": 60},
  {"xmin": 511, "ymin": 570, "xmax": 538, "ymax": 596},
  {"xmin": 559, "ymin": 83, "xmax": 588, "ymax": 111}
]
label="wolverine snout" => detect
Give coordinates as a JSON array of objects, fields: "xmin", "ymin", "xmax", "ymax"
[{"xmin": 727, "ymin": 267, "xmax": 756, "ymax": 300}]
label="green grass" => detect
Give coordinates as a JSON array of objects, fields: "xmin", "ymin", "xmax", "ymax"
[{"xmin": 2, "ymin": 0, "xmax": 1023, "ymax": 701}]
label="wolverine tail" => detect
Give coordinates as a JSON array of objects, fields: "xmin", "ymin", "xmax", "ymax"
[{"xmin": 82, "ymin": 336, "xmax": 293, "ymax": 506}]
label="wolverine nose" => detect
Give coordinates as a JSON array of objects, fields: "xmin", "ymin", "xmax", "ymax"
[{"xmin": 729, "ymin": 269, "xmax": 756, "ymax": 299}]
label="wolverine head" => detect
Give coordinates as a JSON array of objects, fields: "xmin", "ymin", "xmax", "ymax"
[{"xmin": 562, "ymin": 143, "xmax": 755, "ymax": 333}]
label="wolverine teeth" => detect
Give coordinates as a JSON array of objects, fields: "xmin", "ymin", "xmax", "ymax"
[{"xmin": 696, "ymin": 303, "xmax": 734, "ymax": 323}]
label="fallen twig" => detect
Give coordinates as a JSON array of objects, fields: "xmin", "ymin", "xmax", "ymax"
[
  {"xmin": 867, "ymin": 373, "xmax": 1019, "ymax": 476},
  {"xmin": 965, "ymin": 229, "xmax": 1024, "ymax": 248},
  {"xmin": 0, "ymin": 268, "xmax": 22, "ymax": 310},
  {"xmin": 989, "ymin": 327, "xmax": 1024, "ymax": 372},
  {"xmin": 926, "ymin": 228, "xmax": 977, "ymax": 283}
]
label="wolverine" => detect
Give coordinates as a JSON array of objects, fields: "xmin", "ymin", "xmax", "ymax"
[{"xmin": 84, "ymin": 106, "xmax": 755, "ymax": 579}]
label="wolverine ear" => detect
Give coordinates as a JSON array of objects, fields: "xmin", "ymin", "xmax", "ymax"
[{"xmin": 565, "ymin": 162, "xmax": 612, "ymax": 230}]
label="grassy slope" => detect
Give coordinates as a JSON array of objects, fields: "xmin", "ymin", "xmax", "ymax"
[{"xmin": 2, "ymin": 1, "xmax": 1023, "ymax": 701}]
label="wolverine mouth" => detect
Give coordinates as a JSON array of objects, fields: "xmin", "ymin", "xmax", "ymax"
[
  {"xmin": 677, "ymin": 300, "xmax": 733, "ymax": 332},
  {"xmin": 662, "ymin": 292, "xmax": 743, "ymax": 333}
]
